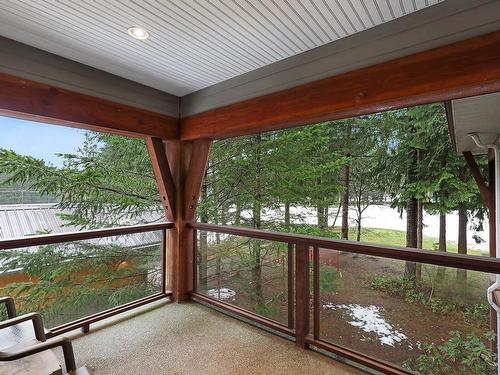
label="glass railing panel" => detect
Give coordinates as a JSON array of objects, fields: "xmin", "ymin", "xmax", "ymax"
[
  {"xmin": 196, "ymin": 230, "xmax": 291, "ymax": 326},
  {"xmin": 0, "ymin": 230, "xmax": 163, "ymax": 328},
  {"xmin": 317, "ymin": 249, "xmax": 496, "ymax": 374}
]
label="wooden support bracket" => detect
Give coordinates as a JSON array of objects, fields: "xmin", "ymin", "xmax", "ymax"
[
  {"xmin": 146, "ymin": 137, "xmax": 177, "ymax": 222},
  {"xmin": 463, "ymin": 151, "xmax": 493, "ymax": 211},
  {"xmin": 149, "ymin": 139, "xmax": 212, "ymax": 301}
]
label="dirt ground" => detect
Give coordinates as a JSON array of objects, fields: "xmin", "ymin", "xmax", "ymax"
[
  {"xmin": 200, "ymin": 249, "xmax": 489, "ymax": 368},
  {"xmin": 318, "ymin": 251, "xmax": 488, "ymax": 365}
]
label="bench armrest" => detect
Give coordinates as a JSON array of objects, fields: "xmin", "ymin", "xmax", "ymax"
[
  {"xmin": 0, "ymin": 312, "xmax": 46, "ymax": 342},
  {"xmin": 0, "ymin": 297, "xmax": 16, "ymax": 319},
  {"xmin": 0, "ymin": 336, "xmax": 77, "ymax": 373}
]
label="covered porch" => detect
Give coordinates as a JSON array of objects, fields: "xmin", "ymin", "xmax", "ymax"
[
  {"xmin": 1, "ymin": 1, "xmax": 500, "ymax": 374},
  {"xmin": 56, "ymin": 300, "xmax": 362, "ymax": 375}
]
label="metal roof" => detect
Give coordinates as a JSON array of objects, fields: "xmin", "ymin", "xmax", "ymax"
[
  {"xmin": 0, "ymin": 0, "xmax": 441, "ymax": 96},
  {"xmin": 0, "ymin": 203, "xmax": 163, "ymax": 248}
]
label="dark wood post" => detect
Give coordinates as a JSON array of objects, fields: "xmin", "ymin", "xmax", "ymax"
[
  {"xmin": 313, "ymin": 246, "xmax": 320, "ymax": 340},
  {"xmin": 295, "ymin": 242, "xmax": 310, "ymax": 348},
  {"xmin": 147, "ymin": 138, "xmax": 212, "ymax": 302},
  {"xmin": 287, "ymin": 243, "xmax": 294, "ymax": 330}
]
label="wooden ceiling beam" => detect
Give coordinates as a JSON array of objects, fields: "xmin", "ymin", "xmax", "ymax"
[
  {"xmin": 180, "ymin": 30, "xmax": 500, "ymax": 140},
  {"xmin": 0, "ymin": 73, "xmax": 178, "ymax": 139}
]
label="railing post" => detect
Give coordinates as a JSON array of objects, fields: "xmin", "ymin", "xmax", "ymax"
[
  {"xmin": 193, "ymin": 228, "xmax": 198, "ymax": 292},
  {"xmin": 313, "ymin": 245, "xmax": 320, "ymax": 340},
  {"xmin": 287, "ymin": 243, "xmax": 294, "ymax": 330},
  {"xmin": 161, "ymin": 228, "xmax": 167, "ymax": 294},
  {"xmin": 295, "ymin": 242, "xmax": 309, "ymax": 348},
  {"xmin": 162, "ymin": 139, "xmax": 211, "ymax": 302}
]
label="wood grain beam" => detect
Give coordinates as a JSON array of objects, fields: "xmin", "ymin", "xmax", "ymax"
[
  {"xmin": 162, "ymin": 139, "xmax": 211, "ymax": 301},
  {"xmin": 184, "ymin": 140, "xmax": 212, "ymax": 222},
  {"xmin": 146, "ymin": 137, "xmax": 177, "ymax": 221},
  {"xmin": 180, "ymin": 30, "xmax": 500, "ymax": 140},
  {"xmin": 0, "ymin": 73, "xmax": 178, "ymax": 138}
]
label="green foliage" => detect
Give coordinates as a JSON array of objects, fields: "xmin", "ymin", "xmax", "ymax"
[
  {"xmin": 369, "ymin": 275, "xmax": 415, "ymax": 298},
  {"xmin": 254, "ymin": 293, "xmax": 283, "ymax": 319},
  {"xmin": 318, "ymin": 266, "xmax": 339, "ymax": 294},
  {"xmin": 371, "ymin": 274, "xmax": 446, "ymax": 311},
  {"xmin": 369, "ymin": 274, "xmax": 489, "ymax": 321},
  {"xmin": 386, "ymin": 104, "xmax": 482, "ymax": 220},
  {"xmin": 0, "ymin": 133, "xmax": 161, "ymax": 227},
  {"xmin": 0, "ymin": 305, "xmax": 8, "ymax": 321},
  {"xmin": 0, "ymin": 241, "xmax": 161, "ymax": 326},
  {"xmin": 465, "ymin": 304, "xmax": 491, "ymax": 327},
  {"xmin": 404, "ymin": 331, "xmax": 497, "ymax": 375},
  {"xmin": 427, "ymin": 297, "xmax": 456, "ymax": 315}
]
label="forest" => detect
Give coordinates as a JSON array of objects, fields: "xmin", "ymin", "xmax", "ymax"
[{"xmin": 0, "ymin": 103, "xmax": 496, "ymax": 374}]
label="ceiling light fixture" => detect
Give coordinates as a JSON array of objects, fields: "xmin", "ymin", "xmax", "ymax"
[{"xmin": 127, "ymin": 26, "xmax": 149, "ymax": 40}]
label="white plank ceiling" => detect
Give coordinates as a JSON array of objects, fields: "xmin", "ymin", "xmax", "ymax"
[{"xmin": 0, "ymin": 0, "xmax": 442, "ymax": 96}]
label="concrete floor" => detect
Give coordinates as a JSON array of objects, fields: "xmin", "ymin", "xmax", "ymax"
[{"xmin": 57, "ymin": 300, "xmax": 367, "ymax": 375}]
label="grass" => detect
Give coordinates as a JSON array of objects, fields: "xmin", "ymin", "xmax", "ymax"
[
  {"xmin": 272, "ymin": 223, "xmax": 489, "ymax": 289},
  {"xmin": 272, "ymin": 223, "xmax": 485, "ymax": 256},
  {"xmin": 348, "ymin": 227, "xmax": 484, "ymax": 256},
  {"xmin": 349, "ymin": 227, "xmax": 489, "ymax": 290}
]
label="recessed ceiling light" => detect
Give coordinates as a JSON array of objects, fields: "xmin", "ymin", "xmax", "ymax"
[{"xmin": 127, "ymin": 26, "xmax": 149, "ymax": 40}]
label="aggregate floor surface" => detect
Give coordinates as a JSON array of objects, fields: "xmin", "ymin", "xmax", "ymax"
[{"xmin": 57, "ymin": 300, "xmax": 367, "ymax": 375}]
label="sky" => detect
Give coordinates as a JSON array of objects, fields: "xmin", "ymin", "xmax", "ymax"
[{"xmin": 0, "ymin": 116, "xmax": 87, "ymax": 167}]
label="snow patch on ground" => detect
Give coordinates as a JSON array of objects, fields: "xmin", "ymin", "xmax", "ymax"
[
  {"xmin": 207, "ymin": 288, "xmax": 237, "ymax": 301},
  {"xmin": 323, "ymin": 303, "xmax": 408, "ymax": 347}
]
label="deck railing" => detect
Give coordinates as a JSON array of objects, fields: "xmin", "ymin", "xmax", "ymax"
[
  {"xmin": 191, "ymin": 222, "xmax": 500, "ymax": 375},
  {"xmin": 2, "ymin": 220, "xmax": 498, "ymax": 373},
  {"xmin": 0, "ymin": 222, "xmax": 174, "ymax": 336}
]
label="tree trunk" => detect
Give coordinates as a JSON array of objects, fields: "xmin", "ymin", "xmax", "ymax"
[
  {"xmin": 316, "ymin": 176, "xmax": 327, "ymax": 230},
  {"xmin": 415, "ymin": 149, "xmax": 423, "ymax": 281},
  {"xmin": 405, "ymin": 149, "xmax": 418, "ymax": 279},
  {"xmin": 317, "ymin": 204, "xmax": 325, "ymax": 229},
  {"xmin": 234, "ymin": 201, "xmax": 241, "ymax": 225},
  {"xmin": 436, "ymin": 211, "xmax": 447, "ymax": 279},
  {"xmin": 216, "ymin": 207, "xmax": 226, "ymax": 279},
  {"xmin": 284, "ymin": 201, "xmax": 290, "ymax": 226},
  {"xmin": 457, "ymin": 166, "xmax": 469, "ymax": 280},
  {"xmin": 341, "ymin": 160, "xmax": 350, "ymax": 240},
  {"xmin": 417, "ymin": 201, "xmax": 423, "ymax": 249},
  {"xmin": 355, "ymin": 186, "xmax": 363, "ymax": 242},
  {"xmin": 405, "ymin": 196, "xmax": 418, "ymax": 279},
  {"xmin": 439, "ymin": 212, "xmax": 446, "ymax": 252},
  {"xmin": 331, "ymin": 198, "xmax": 342, "ymax": 229},
  {"xmin": 415, "ymin": 200, "xmax": 423, "ymax": 281},
  {"xmin": 457, "ymin": 204, "xmax": 468, "ymax": 280}
]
